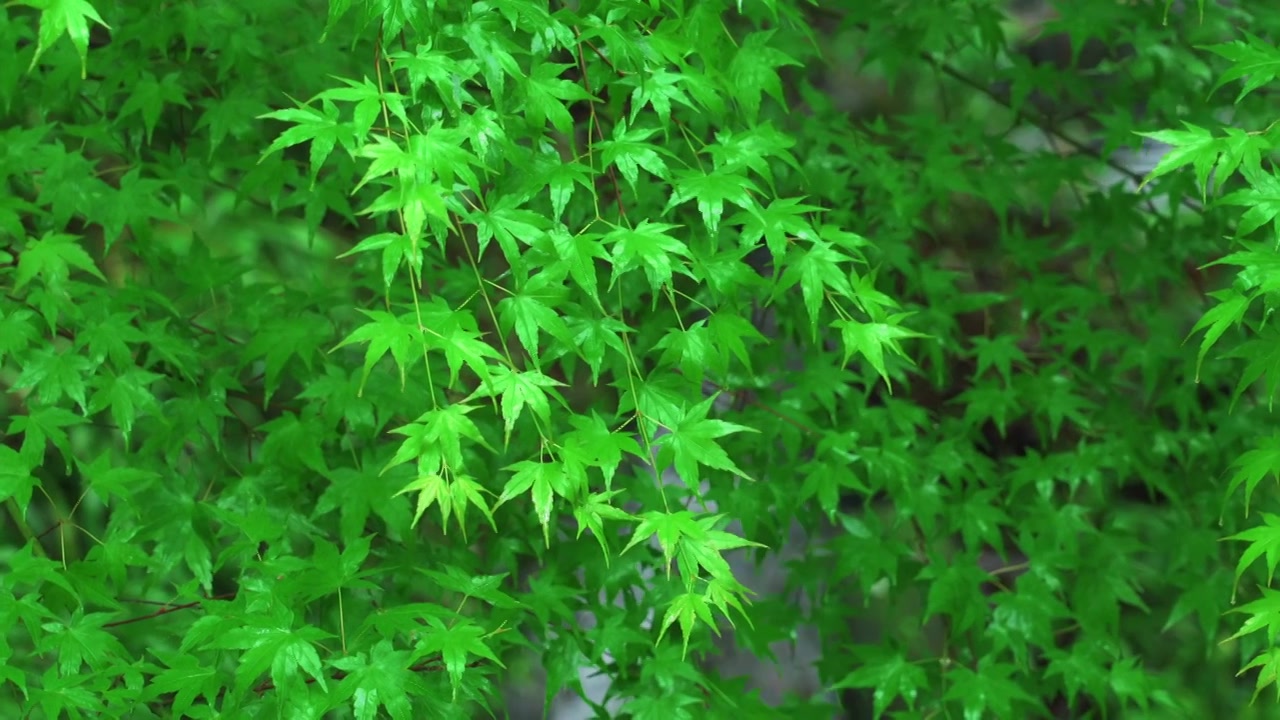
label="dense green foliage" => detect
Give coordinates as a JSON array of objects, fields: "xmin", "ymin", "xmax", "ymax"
[{"xmin": 4, "ymin": 0, "xmax": 1280, "ymax": 717}]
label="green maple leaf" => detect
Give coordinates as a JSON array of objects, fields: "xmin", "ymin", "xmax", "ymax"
[
  {"xmin": 316, "ymin": 465, "xmax": 413, "ymax": 545},
  {"xmin": 304, "ymin": 537, "xmax": 379, "ymax": 600},
  {"xmin": 390, "ymin": 44, "xmax": 477, "ymax": 115},
  {"xmin": 242, "ymin": 311, "xmax": 333, "ymax": 405},
  {"xmin": 146, "ymin": 653, "xmax": 220, "ymax": 716},
  {"xmin": 559, "ymin": 413, "xmax": 643, "ymax": 491},
  {"xmin": 459, "ymin": 15, "xmax": 523, "ymax": 107},
  {"xmin": 707, "ymin": 312, "xmax": 766, "ymax": 374},
  {"xmin": 1224, "ymin": 435, "xmax": 1280, "ymax": 515},
  {"xmin": 258, "ymin": 412, "xmax": 329, "ymax": 474},
  {"xmin": 623, "ymin": 510, "xmax": 700, "ymax": 575},
  {"xmin": 598, "ymin": 125, "xmax": 674, "ymax": 194},
  {"xmin": 12, "ymin": 345, "xmax": 94, "ymax": 411},
  {"xmin": 1043, "ymin": 637, "xmax": 1114, "ymax": 711},
  {"xmin": 727, "ymin": 30, "xmax": 801, "ymax": 123},
  {"xmin": 654, "ymin": 322, "xmax": 716, "ymax": 385},
  {"xmin": 606, "ymin": 220, "xmax": 691, "ymax": 293},
  {"xmin": 524, "ymin": 61, "xmax": 596, "ymax": 134},
  {"xmin": 546, "ymin": 227, "xmax": 607, "ymax": 303},
  {"xmin": 921, "ymin": 559, "xmax": 995, "ymax": 634},
  {"xmin": 117, "ymin": 71, "xmax": 191, "ymax": 144},
  {"xmin": 331, "ymin": 640, "xmax": 417, "ymax": 720},
  {"xmin": 833, "ymin": 315, "xmax": 924, "ymax": 391},
  {"xmin": 736, "ymin": 196, "xmax": 820, "ymax": 265},
  {"xmin": 317, "ymin": 77, "xmax": 408, "ymax": 145},
  {"xmin": 777, "ymin": 239, "xmax": 856, "ymax": 330},
  {"xmin": 337, "ymin": 232, "xmax": 416, "ymax": 290},
  {"xmin": 38, "ymin": 610, "xmax": 127, "ymax": 675},
  {"xmin": 86, "ymin": 367, "xmax": 161, "ymax": 446},
  {"xmin": 21, "ymin": 0, "xmax": 109, "ymax": 78},
  {"xmin": 832, "ymin": 646, "xmax": 930, "ymax": 718},
  {"xmin": 1202, "ymin": 32, "xmax": 1280, "ymax": 103},
  {"xmin": 971, "ymin": 334, "xmax": 1028, "ymax": 387},
  {"xmin": 1228, "ymin": 588, "xmax": 1280, "ymax": 646},
  {"xmin": 332, "ymin": 309, "xmax": 423, "ymax": 392},
  {"xmin": 1187, "ymin": 288, "xmax": 1252, "ymax": 380},
  {"xmin": 424, "ymin": 311, "xmax": 503, "ymax": 391},
  {"xmin": 1215, "ymin": 127, "xmax": 1269, "ymax": 187},
  {"xmin": 943, "ymin": 661, "xmax": 1044, "ymax": 718},
  {"xmin": 0, "ymin": 445, "xmax": 39, "ymax": 514},
  {"xmin": 207, "ymin": 615, "xmax": 332, "ymax": 695},
  {"xmin": 385, "ymin": 403, "xmax": 493, "ymax": 474},
  {"xmin": 565, "ymin": 314, "xmax": 630, "ymax": 384},
  {"xmin": 466, "ymin": 366, "xmax": 565, "ymax": 439},
  {"xmin": 1227, "ymin": 333, "xmax": 1280, "ymax": 410},
  {"xmin": 572, "ymin": 490, "xmax": 636, "ymax": 561},
  {"xmin": 1227, "ymin": 513, "xmax": 1280, "ymax": 585},
  {"xmin": 497, "ymin": 277, "xmax": 572, "ymax": 365},
  {"xmin": 415, "ymin": 616, "xmax": 504, "ymax": 701},
  {"xmin": 544, "ymin": 160, "xmax": 594, "ymax": 222},
  {"xmin": 1135, "ymin": 123, "xmax": 1219, "ymax": 190},
  {"xmin": 706, "ymin": 124, "xmax": 802, "ymax": 191},
  {"xmin": 31, "ymin": 667, "xmax": 103, "ymax": 717},
  {"xmin": 15, "ymin": 232, "xmax": 105, "ymax": 290},
  {"xmin": 623, "ymin": 68, "xmax": 696, "ymax": 127},
  {"xmin": 657, "ymin": 396, "xmax": 757, "ymax": 489},
  {"xmin": 259, "ymin": 100, "xmax": 356, "ymax": 186},
  {"xmin": 1221, "ymin": 171, "xmax": 1280, "ymax": 238},
  {"xmin": 1240, "ymin": 647, "xmax": 1280, "ymax": 703},
  {"xmin": 418, "ymin": 566, "xmax": 523, "ymax": 609},
  {"xmin": 395, "ymin": 471, "xmax": 497, "ymax": 537},
  {"xmin": 666, "ymin": 168, "xmax": 761, "ymax": 236},
  {"xmin": 76, "ymin": 310, "xmax": 146, "ymax": 367},
  {"xmin": 11, "ymin": 404, "xmax": 87, "ymax": 469},
  {"xmin": 657, "ymin": 591, "xmax": 716, "ymax": 659},
  {"xmin": 402, "ymin": 125, "xmax": 481, "ymax": 192},
  {"xmin": 497, "ymin": 460, "xmax": 577, "ymax": 546},
  {"xmin": 0, "ymin": 308, "xmax": 38, "ymax": 363}
]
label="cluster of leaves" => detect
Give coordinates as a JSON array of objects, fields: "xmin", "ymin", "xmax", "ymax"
[
  {"xmin": 2, "ymin": 0, "xmax": 1280, "ymax": 718},
  {"xmin": 1149, "ymin": 18, "xmax": 1280, "ymax": 703}
]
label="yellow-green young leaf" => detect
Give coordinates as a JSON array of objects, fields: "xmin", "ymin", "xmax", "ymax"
[
  {"xmin": 1134, "ymin": 124, "xmax": 1218, "ymax": 191},
  {"xmin": 775, "ymin": 239, "xmax": 856, "ymax": 332},
  {"xmin": 1225, "ymin": 588, "xmax": 1280, "ymax": 651},
  {"xmin": 497, "ymin": 283, "xmax": 572, "ymax": 366},
  {"xmin": 1225, "ymin": 440, "xmax": 1280, "ymax": 517},
  {"xmin": 1226, "ymin": 514, "xmax": 1280, "ymax": 586},
  {"xmin": 622, "ymin": 510, "xmax": 699, "ymax": 576},
  {"xmin": 572, "ymin": 490, "xmax": 637, "ymax": 564},
  {"xmin": 25, "ymin": 0, "xmax": 109, "ymax": 78},
  {"xmin": 497, "ymin": 461, "xmax": 576, "ymax": 547},
  {"xmin": 657, "ymin": 591, "xmax": 716, "ymax": 660},
  {"xmin": 1221, "ymin": 173, "xmax": 1280, "ymax": 239},
  {"xmin": 1201, "ymin": 33, "xmax": 1280, "ymax": 103},
  {"xmin": 331, "ymin": 310, "xmax": 424, "ymax": 392},
  {"xmin": 702, "ymin": 575, "xmax": 753, "ymax": 629},
  {"xmin": 449, "ymin": 474, "xmax": 497, "ymax": 539},
  {"xmin": 833, "ymin": 317, "xmax": 924, "ymax": 392},
  {"xmin": 258, "ymin": 101, "xmax": 352, "ymax": 186},
  {"xmin": 1239, "ymin": 647, "xmax": 1280, "ymax": 704},
  {"xmin": 394, "ymin": 473, "xmax": 450, "ymax": 530},
  {"xmin": 1186, "ymin": 290, "xmax": 1252, "ymax": 381}
]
